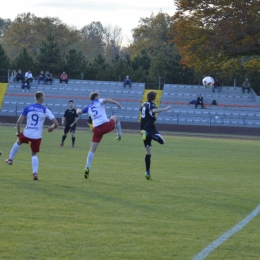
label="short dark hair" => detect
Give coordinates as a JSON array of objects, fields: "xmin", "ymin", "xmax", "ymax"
[
  {"xmin": 90, "ymin": 92, "xmax": 99, "ymax": 101},
  {"xmin": 69, "ymin": 100, "xmax": 74, "ymax": 103},
  {"xmin": 147, "ymin": 91, "xmax": 157, "ymax": 102},
  {"xmin": 35, "ymin": 91, "xmax": 44, "ymax": 101}
]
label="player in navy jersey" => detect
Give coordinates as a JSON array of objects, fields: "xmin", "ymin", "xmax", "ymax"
[
  {"xmin": 60, "ymin": 100, "xmax": 79, "ymax": 147},
  {"xmin": 140, "ymin": 91, "xmax": 171, "ymax": 180},
  {"xmin": 76, "ymin": 92, "xmax": 122, "ymax": 179},
  {"xmin": 6, "ymin": 91, "xmax": 59, "ymax": 180}
]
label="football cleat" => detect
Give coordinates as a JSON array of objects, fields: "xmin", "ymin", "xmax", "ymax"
[
  {"xmin": 72, "ymin": 144, "xmax": 75, "ymax": 148},
  {"xmin": 141, "ymin": 130, "xmax": 147, "ymax": 141},
  {"xmin": 115, "ymin": 135, "xmax": 121, "ymax": 141},
  {"xmin": 145, "ymin": 171, "xmax": 151, "ymax": 180},
  {"xmin": 5, "ymin": 159, "xmax": 13, "ymax": 165},
  {"xmin": 60, "ymin": 143, "xmax": 64, "ymax": 147},
  {"xmin": 33, "ymin": 173, "xmax": 38, "ymax": 181},
  {"xmin": 84, "ymin": 167, "xmax": 90, "ymax": 179}
]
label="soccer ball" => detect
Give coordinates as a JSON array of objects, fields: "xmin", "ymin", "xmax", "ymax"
[{"xmin": 202, "ymin": 76, "xmax": 214, "ymax": 88}]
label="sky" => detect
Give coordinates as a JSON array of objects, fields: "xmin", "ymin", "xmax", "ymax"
[{"xmin": 0, "ymin": 0, "xmax": 177, "ymax": 44}]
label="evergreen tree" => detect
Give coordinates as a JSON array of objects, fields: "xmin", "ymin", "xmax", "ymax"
[
  {"xmin": 64, "ymin": 49, "xmax": 86, "ymax": 79},
  {"xmin": 0, "ymin": 43, "xmax": 10, "ymax": 70},
  {"xmin": 36, "ymin": 34, "xmax": 62, "ymax": 75},
  {"xmin": 13, "ymin": 48, "xmax": 35, "ymax": 73},
  {"xmin": 132, "ymin": 50, "xmax": 151, "ymax": 72}
]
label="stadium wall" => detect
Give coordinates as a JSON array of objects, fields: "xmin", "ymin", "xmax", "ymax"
[{"xmin": 1, "ymin": 116, "xmax": 259, "ymax": 136}]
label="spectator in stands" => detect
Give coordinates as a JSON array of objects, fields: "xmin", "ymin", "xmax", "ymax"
[
  {"xmin": 10, "ymin": 70, "xmax": 17, "ymax": 83},
  {"xmin": 38, "ymin": 71, "xmax": 45, "ymax": 84},
  {"xmin": 16, "ymin": 69, "xmax": 24, "ymax": 83},
  {"xmin": 25, "ymin": 70, "xmax": 34, "ymax": 83},
  {"xmin": 242, "ymin": 78, "xmax": 251, "ymax": 93},
  {"xmin": 195, "ymin": 94, "xmax": 205, "ymax": 109},
  {"xmin": 212, "ymin": 100, "xmax": 217, "ymax": 105},
  {"xmin": 45, "ymin": 71, "xmax": 53, "ymax": 85},
  {"xmin": 123, "ymin": 76, "xmax": 132, "ymax": 88},
  {"xmin": 21, "ymin": 77, "xmax": 30, "ymax": 92},
  {"xmin": 60, "ymin": 72, "xmax": 68, "ymax": 85},
  {"xmin": 212, "ymin": 78, "xmax": 221, "ymax": 92}
]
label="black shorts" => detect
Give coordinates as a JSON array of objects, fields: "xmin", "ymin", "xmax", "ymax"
[
  {"xmin": 142, "ymin": 125, "xmax": 164, "ymax": 147},
  {"xmin": 64, "ymin": 124, "xmax": 76, "ymax": 134}
]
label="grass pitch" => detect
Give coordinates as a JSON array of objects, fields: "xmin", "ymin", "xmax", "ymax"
[{"xmin": 0, "ymin": 125, "xmax": 259, "ymax": 259}]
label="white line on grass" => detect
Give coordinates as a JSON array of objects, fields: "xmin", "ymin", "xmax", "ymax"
[{"xmin": 192, "ymin": 204, "xmax": 260, "ymax": 260}]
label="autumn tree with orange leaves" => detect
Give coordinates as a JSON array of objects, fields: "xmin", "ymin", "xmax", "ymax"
[{"xmin": 170, "ymin": 0, "xmax": 260, "ymax": 87}]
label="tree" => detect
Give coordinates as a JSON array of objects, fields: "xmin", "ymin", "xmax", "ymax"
[
  {"xmin": 0, "ymin": 43, "xmax": 10, "ymax": 69},
  {"xmin": 13, "ymin": 48, "xmax": 35, "ymax": 73},
  {"xmin": 81, "ymin": 21, "xmax": 105, "ymax": 61},
  {"xmin": 132, "ymin": 50, "xmax": 151, "ymax": 72},
  {"xmin": 64, "ymin": 49, "xmax": 86, "ymax": 79},
  {"xmin": 0, "ymin": 17, "xmax": 11, "ymax": 40},
  {"xmin": 2, "ymin": 13, "xmax": 81, "ymax": 60},
  {"xmin": 36, "ymin": 34, "xmax": 62, "ymax": 75},
  {"xmin": 129, "ymin": 12, "xmax": 176, "ymax": 59},
  {"xmin": 170, "ymin": 0, "xmax": 260, "ymax": 75},
  {"xmin": 84, "ymin": 54, "xmax": 109, "ymax": 80},
  {"xmin": 103, "ymin": 24, "xmax": 123, "ymax": 63}
]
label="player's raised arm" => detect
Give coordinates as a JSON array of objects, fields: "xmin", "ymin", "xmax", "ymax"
[
  {"xmin": 76, "ymin": 109, "xmax": 83, "ymax": 115},
  {"xmin": 103, "ymin": 98, "xmax": 121, "ymax": 109},
  {"xmin": 152, "ymin": 105, "xmax": 171, "ymax": 114}
]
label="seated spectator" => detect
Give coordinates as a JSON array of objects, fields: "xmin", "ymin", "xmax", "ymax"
[
  {"xmin": 16, "ymin": 69, "xmax": 24, "ymax": 83},
  {"xmin": 212, "ymin": 78, "xmax": 221, "ymax": 92},
  {"xmin": 60, "ymin": 72, "xmax": 68, "ymax": 85},
  {"xmin": 25, "ymin": 70, "xmax": 34, "ymax": 83},
  {"xmin": 123, "ymin": 76, "xmax": 132, "ymax": 88},
  {"xmin": 38, "ymin": 71, "xmax": 45, "ymax": 84},
  {"xmin": 45, "ymin": 71, "xmax": 53, "ymax": 85},
  {"xmin": 212, "ymin": 100, "xmax": 217, "ymax": 105},
  {"xmin": 189, "ymin": 100, "xmax": 197, "ymax": 105},
  {"xmin": 21, "ymin": 77, "xmax": 30, "ymax": 92},
  {"xmin": 195, "ymin": 94, "xmax": 205, "ymax": 109},
  {"xmin": 242, "ymin": 78, "xmax": 251, "ymax": 93},
  {"xmin": 10, "ymin": 70, "xmax": 17, "ymax": 83}
]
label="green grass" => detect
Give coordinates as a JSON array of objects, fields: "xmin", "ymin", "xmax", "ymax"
[{"xmin": 0, "ymin": 125, "xmax": 259, "ymax": 259}]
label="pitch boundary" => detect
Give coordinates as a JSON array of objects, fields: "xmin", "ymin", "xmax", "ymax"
[{"xmin": 192, "ymin": 204, "xmax": 260, "ymax": 260}]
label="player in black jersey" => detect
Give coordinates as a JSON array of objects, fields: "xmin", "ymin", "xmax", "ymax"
[
  {"xmin": 140, "ymin": 91, "xmax": 171, "ymax": 180},
  {"xmin": 60, "ymin": 100, "xmax": 79, "ymax": 147}
]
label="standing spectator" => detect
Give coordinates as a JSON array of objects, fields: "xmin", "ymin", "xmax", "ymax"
[
  {"xmin": 123, "ymin": 76, "xmax": 132, "ymax": 88},
  {"xmin": 21, "ymin": 77, "xmax": 31, "ymax": 92},
  {"xmin": 16, "ymin": 69, "xmax": 24, "ymax": 83},
  {"xmin": 212, "ymin": 78, "xmax": 221, "ymax": 92},
  {"xmin": 76, "ymin": 92, "xmax": 122, "ymax": 179},
  {"xmin": 37, "ymin": 71, "xmax": 45, "ymax": 84},
  {"xmin": 10, "ymin": 70, "xmax": 17, "ymax": 83},
  {"xmin": 60, "ymin": 100, "xmax": 79, "ymax": 148},
  {"xmin": 5, "ymin": 91, "xmax": 59, "ymax": 180},
  {"xmin": 45, "ymin": 71, "xmax": 53, "ymax": 85},
  {"xmin": 195, "ymin": 94, "xmax": 205, "ymax": 109},
  {"xmin": 25, "ymin": 70, "xmax": 34, "ymax": 83},
  {"xmin": 242, "ymin": 78, "xmax": 251, "ymax": 93},
  {"xmin": 140, "ymin": 91, "xmax": 171, "ymax": 180},
  {"xmin": 60, "ymin": 72, "xmax": 68, "ymax": 85}
]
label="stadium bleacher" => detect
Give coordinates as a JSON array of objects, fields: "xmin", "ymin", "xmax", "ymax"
[
  {"xmin": 157, "ymin": 84, "xmax": 260, "ymax": 127},
  {"xmin": 1, "ymin": 80, "xmax": 260, "ymax": 128},
  {"xmin": 0, "ymin": 79, "xmax": 145, "ymax": 122}
]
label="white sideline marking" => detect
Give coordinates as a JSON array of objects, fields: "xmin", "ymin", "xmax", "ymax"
[{"xmin": 193, "ymin": 204, "xmax": 260, "ymax": 260}]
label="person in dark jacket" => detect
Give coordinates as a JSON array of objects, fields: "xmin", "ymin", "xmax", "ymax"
[
  {"xmin": 123, "ymin": 76, "xmax": 132, "ymax": 88},
  {"xmin": 195, "ymin": 94, "xmax": 205, "ymax": 109}
]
